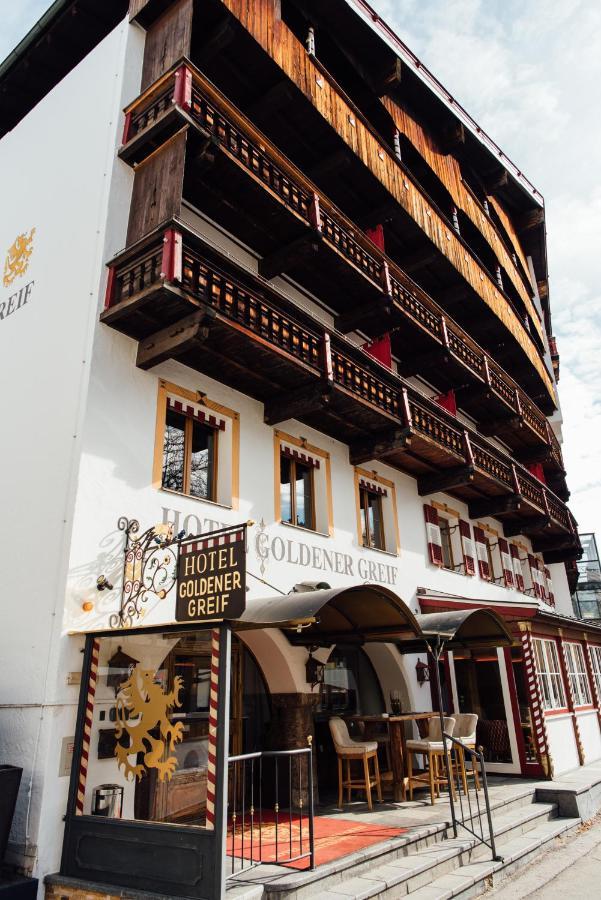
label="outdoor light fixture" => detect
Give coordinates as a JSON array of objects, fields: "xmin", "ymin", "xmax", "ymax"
[
  {"xmin": 106, "ymin": 646, "xmax": 139, "ymax": 693},
  {"xmin": 96, "ymin": 574, "xmax": 113, "ymax": 591},
  {"xmin": 415, "ymin": 658, "xmax": 431, "ymax": 685},
  {"xmin": 305, "ymin": 650, "xmax": 325, "ymax": 688}
]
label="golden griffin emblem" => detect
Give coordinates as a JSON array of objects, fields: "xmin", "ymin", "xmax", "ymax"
[
  {"xmin": 3, "ymin": 228, "xmax": 35, "ymax": 288},
  {"xmin": 114, "ymin": 665, "xmax": 184, "ymax": 782}
]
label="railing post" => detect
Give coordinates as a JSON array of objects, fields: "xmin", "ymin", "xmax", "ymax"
[
  {"xmin": 174, "ymin": 64, "xmax": 193, "ymax": 112},
  {"xmin": 322, "ymin": 332, "xmax": 334, "ymax": 387},
  {"xmin": 440, "ymin": 315, "xmax": 450, "ymax": 350},
  {"xmin": 380, "ymin": 259, "xmax": 392, "ymax": 298},
  {"xmin": 121, "ymin": 110, "xmax": 132, "ymax": 146},
  {"xmin": 103, "ymin": 265, "xmax": 116, "ymax": 311},
  {"xmin": 400, "ymin": 387, "xmax": 412, "ymax": 430},
  {"xmin": 160, "ymin": 228, "xmax": 183, "ymax": 283},
  {"xmin": 309, "ymin": 192, "xmax": 322, "ymax": 233},
  {"xmin": 463, "ymin": 430, "xmax": 475, "ymax": 468}
]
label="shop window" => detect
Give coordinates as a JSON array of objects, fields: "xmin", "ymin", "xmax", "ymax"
[
  {"xmin": 588, "ymin": 645, "xmax": 601, "ymax": 703},
  {"xmin": 153, "ymin": 381, "xmax": 240, "ymax": 509},
  {"xmin": 563, "ymin": 642, "xmax": 592, "ymax": 707},
  {"xmin": 317, "ymin": 645, "xmax": 383, "ymax": 715},
  {"xmin": 355, "ymin": 469, "xmax": 400, "ymax": 554},
  {"xmin": 274, "ymin": 431, "xmax": 333, "ymax": 535},
  {"xmin": 532, "ymin": 638, "xmax": 567, "ymax": 710}
]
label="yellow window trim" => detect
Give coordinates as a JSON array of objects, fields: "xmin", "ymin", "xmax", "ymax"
[
  {"xmin": 476, "ymin": 521, "xmax": 500, "ymax": 538},
  {"xmin": 432, "ymin": 500, "xmax": 461, "ymax": 521},
  {"xmin": 273, "ymin": 430, "xmax": 334, "ymax": 535},
  {"xmin": 353, "ymin": 467, "xmax": 401, "ymax": 555},
  {"xmin": 153, "ymin": 379, "xmax": 240, "ymax": 510}
]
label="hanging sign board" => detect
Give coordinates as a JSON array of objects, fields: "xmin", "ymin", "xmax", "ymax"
[{"xmin": 176, "ymin": 526, "xmax": 246, "ymax": 622}]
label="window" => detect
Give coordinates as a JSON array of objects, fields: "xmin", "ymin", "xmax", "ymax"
[
  {"xmin": 589, "ymin": 645, "xmax": 601, "ymax": 703},
  {"xmin": 162, "ymin": 407, "xmax": 217, "ymax": 501},
  {"xmin": 439, "ymin": 517, "xmax": 455, "ymax": 570},
  {"xmin": 564, "ymin": 642, "xmax": 592, "ymax": 707},
  {"xmin": 359, "ymin": 487, "xmax": 385, "ymax": 550},
  {"xmin": 532, "ymin": 638, "xmax": 567, "ymax": 710},
  {"xmin": 153, "ymin": 382, "xmax": 240, "ymax": 509},
  {"xmin": 485, "ymin": 536, "xmax": 497, "ymax": 581},
  {"xmin": 280, "ymin": 452, "xmax": 315, "ymax": 530},
  {"xmin": 274, "ymin": 432, "xmax": 332, "ymax": 534},
  {"xmin": 356, "ymin": 470, "xmax": 400, "ymax": 554}
]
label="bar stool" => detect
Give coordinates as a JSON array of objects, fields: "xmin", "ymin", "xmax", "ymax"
[
  {"xmin": 452, "ymin": 713, "xmax": 480, "ymax": 793},
  {"xmin": 329, "ymin": 717, "xmax": 382, "ymax": 810},
  {"xmin": 406, "ymin": 716, "xmax": 456, "ymax": 805}
]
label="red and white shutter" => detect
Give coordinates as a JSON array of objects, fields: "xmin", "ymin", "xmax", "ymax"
[
  {"xmin": 459, "ymin": 519, "xmax": 476, "ymax": 575},
  {"xmin": 544, "ymin": 567, "xmax": 555, "ymax": 607},
  {"xmin": 423, "ymin": 505, "xmax": 443, "ymax": 566},
  {"xmin": 510, "ymin": 544, "xmax": 525, "ymax": 591},
  {"xmin": 528, "ymin": 554, "xmax": 542, "ymax": 598},
  {"xmin": 498, "ymin": 538, "xmax": 514, "ymax": 588},
  {"xmin": 473, "ymin": 527, "xmax": 490, "ymax": 580}
]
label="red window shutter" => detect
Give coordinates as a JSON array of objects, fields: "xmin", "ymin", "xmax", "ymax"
[
  {"xmin": 459, "ymin": 519, "xmax": 476, "ymax": 576},
  {"xmin": 498, "ymin": 538, "xmax": 514, "ymax": 588},
  {"xmin": 544, "ymin": 567, "xmax": 555, "ymax": 607},
  {"xmin": 473, "ymin": 527, "xmax": 490, "ymax": 580},
  {"xmin": 510, "ymin": 544, "xmax": 525, "ymax": 591},
  {"xmin": 365, "ymin": 223, "xmax": 385, "ymax": 251},
  {"xmin": 528, "ymin": 554, "xmax": 542, "ymax": 598},
  {"xmin": 434, "ymin": 390, "xmax": 457, "ymax": 416},
  {"xmin": 527, "ymin": 462, "xmax": 547, "ymax": 485},
  {"xmin": 362, "ymin": 334, "xmax": 392, "ymax": 369},
  {"xmin": 423, "ymin": 504, "xmax": 443, "ymax": 566}
]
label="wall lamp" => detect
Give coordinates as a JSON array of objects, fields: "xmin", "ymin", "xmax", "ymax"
[{"xmin": 415, "ymin": 658, "xmax": 431, "ymax": 685}]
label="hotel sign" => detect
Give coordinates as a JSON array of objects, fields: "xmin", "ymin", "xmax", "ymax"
[{"xmin": 176, "ymin": 528, "xmax": 246, "ymax": 622}]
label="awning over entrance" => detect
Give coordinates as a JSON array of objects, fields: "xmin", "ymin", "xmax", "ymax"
[
  {"xmin": 236, "ymin": 584, "xmax": 421, "ymax": 644},
  {"xmin": 408, "ymin": 609, "xmax": 514, "ymax": 653}
]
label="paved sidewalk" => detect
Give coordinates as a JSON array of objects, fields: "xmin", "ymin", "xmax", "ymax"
[{"xmin": 479, "ymin": 813, "xmax": 601, "ymax": 898}]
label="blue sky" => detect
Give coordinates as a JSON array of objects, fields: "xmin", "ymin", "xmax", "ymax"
[{"xmin": 2, "ymin": 0, "xmax": 599, "ymax": 534}]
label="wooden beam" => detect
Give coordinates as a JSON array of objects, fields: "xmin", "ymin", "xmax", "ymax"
[
  {"xmin": 246, "ymin": 80, "xmax": 295, "ymax": 119},
  {"xmin": 503, "ymin": 516, "xmax": 551, "ymax": 537},
  {"xmin": 483, "ymin": 166, "xmax": 509, "ymax": 194},
  {"xmin": 308, "ymin": 149, "xmax": 353, "ymax": 182},
  {"xmin": 417, "ymin": 465, "xmax": 474, "ymax": 497},
  {"xmin": 514, "ymin": 445, "xmax": 553, "ymax": 465},
  {"xmin": 349, "ymin": 426, "xmax": 411, "ymax": 466},
  {"xmin": 335, "ymin": 293, "xmax": 393, "ymax": 335},
  {"xmin": 197, "ymin": 18, "xmax": 237, "ymax": 65},
  {"xmin": 468, "ymin": 494, "xmax": 522, "ymax": 519},
  {"xmin": 440, "ymin": 121, "xmax": 466, "ymax": 155},
  {"xmin": 399, "ymin": 244, "xmax": 439, "ymax": 275},
  {"xmin": 135, "ymin": 310, "xmax": 213, "ymax": 370},
  {"xmin": 263, "ymin": 382, "xmax": 332, "ymax": 426},
  {"xmin": 478, "ymin": 415, "xmax": 522, "ymax": 437},
  {"xmin": 258, "ymin": 232, "xmax": 322, "ymax": 280},
  {"xmin": 373, "ymin": 57, "xmax": 402, "ymax": 97},
  {"xmin": 532, "ymin": 535, "xmax": 579, "ymax": 554},
  {"xmin": 543, "ymin": 547, "xmax": 582, "ymax": 565},
  {"xmin": 516, "ymin": 207, "xmax": 545, "ymax": 235}
]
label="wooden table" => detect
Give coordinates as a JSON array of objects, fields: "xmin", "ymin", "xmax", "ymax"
[{"xmin": 347, "ymin": 712, "xmax": 440, "ymax": 802}]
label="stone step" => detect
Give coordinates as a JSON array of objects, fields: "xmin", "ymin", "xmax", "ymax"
[{"xmin": 252, "ymin": 797, "xmax": 558, "ymax": 900}]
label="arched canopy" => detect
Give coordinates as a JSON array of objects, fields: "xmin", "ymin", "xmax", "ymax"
[
  {"xmin": 236, "ymin": 584, "xmax": 421, "ymax": 646},
  {"xmin": 402, "ymin": 608, "xmax": 513, "ymax": 653}
]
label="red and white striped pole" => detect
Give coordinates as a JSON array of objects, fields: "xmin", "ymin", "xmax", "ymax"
[
  {"xmin": 521, "ymin": 628, "xmax": 554, "ymax": 778},
  {"xmin": 76, "ymin": 637, "xmax": 100, "ymax": 814},
  {"xmin": 205, "ymin": 627, "xmax": 220, "ymax": 830}
]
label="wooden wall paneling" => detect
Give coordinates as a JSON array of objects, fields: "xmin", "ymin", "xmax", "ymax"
[
  {"xmin": 218, "ymin": 0, "xmax": 553, "ymax": 402},
  {"xmin": 140, "ymin": 0, "xmax": 193, "ymax": 90},
  {"xmin": 126, "ymin": 128, "xmax": 187, "ymax": 245}
]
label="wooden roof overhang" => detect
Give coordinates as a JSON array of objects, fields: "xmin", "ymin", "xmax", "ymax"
[
  {"xmin": 236, "ymin": 584, "xmax": 421, "ymax": 645},
  {"xmin": 101, "ymin": 219, "xmax": 578, "ymax": 556},
  {"xmin": 117, "ymin": 58, "xmax": 566, "ymax": 496}
]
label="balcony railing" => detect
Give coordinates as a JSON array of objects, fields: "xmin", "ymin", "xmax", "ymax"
[
  {"xmin": 102, "ymin": 222, "xmax": 576, "ymax": 546},
  {"xmin": 119, "ymin": 59, "xmax": 564, "ymax": 481}
]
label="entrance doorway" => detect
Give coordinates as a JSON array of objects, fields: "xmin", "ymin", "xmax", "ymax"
[
  {"xmin": 452, "ymin": 648, "xmax": 518, "ymax": 772},
  {"xmin": 314, "ymin": 645, "xmax": 385, "ymax": 797}
]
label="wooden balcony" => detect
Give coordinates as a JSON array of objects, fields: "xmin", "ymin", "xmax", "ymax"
[
  {"xmin": 119, "ymin": 60, "xmax": 566, "ymax": 493},
  {"xmin": 101, "ymin": 222, "xmax": 578, "ymax": 562}
]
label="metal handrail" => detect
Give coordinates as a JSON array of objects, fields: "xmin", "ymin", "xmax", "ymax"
[
  {"xmin": 227, "ymin": 746, "xmax": 315, "ymax": 877},
  {"xmin": 443, "ymin": 733, "xmax": 503, "ymax": 862}
]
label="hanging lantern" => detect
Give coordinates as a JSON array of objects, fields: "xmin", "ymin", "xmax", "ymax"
[{"xmin": 415, "ymin": 658, "xmax": 431, "ymax": 685}]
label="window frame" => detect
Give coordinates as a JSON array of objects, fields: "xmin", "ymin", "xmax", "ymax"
[
  {"xmin": 359, "ymin": 487, "xmax": 385, "ymax": 551},
  {"xmin": 354, "ymin": 467, "xmax": 400, "ymax": 555},
  {"xmin": 162, "ymin": 409, "xmax": 218, "ymax": 501},
  {"xmin": 588, "ymin": 644, "xmax": 601, "ymax": 705},
  {"xmin": 273, "ymin": 430, "xmax": 333, "ymax": 535},
  {"xmin": 438, "ymin": 516, "xmax": 455, "ymax": 571},
  {"xmin": 280, "ymin": 453, "xmax": 316, "ymax": 531},
  {"xmin": 532, "ymin": 637, "xmax": 568, "ymax": 711},
  {"xmin": 153, "ymin": 380, "xmax": 240, "ymax": 509},
  {"xmin": 563, "ymin": 641, "xmax": 592, "ymax": 708}
]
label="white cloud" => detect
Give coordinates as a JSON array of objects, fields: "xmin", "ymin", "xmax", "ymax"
[{"xmin": 371, "ymin": 0, "xmax": 601, "ymax": 534}]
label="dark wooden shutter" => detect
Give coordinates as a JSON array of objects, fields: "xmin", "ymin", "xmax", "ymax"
[
  {"xmin": 499, "ymin": 538, "xmax": 514, "ymax": 588},
  {"xmin": 423, "ymin": 504, "xmax": 443, "ymax": 566},
  {"xmin": 473, "ymin": 527, "xmax": 490, "ymax": 580},
  {"xmin": 528, "ymin": 554, "xmax": 542, "ymax": 598},
  {"xmin": 459, "ymin": 519, "xmax": 475, "ymax": 576},
  {"xmin": 510, "ymin": 544, "xmax": 525, "ymax": 591}
]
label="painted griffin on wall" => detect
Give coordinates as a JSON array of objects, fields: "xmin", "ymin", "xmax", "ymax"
[
  {"xmin": 114, "ymin": 665, "xmax": 185, "ymax": 782},
  {"xmin": 3, "ymin": 228, "xmax": 35, "ymax": 288}
]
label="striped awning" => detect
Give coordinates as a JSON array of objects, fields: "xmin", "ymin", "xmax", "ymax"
[
  {"xmin": 281, "ymin": 444, "xmax": 321, "ymax": 469},
  {"xmin": 359, "ymin": 478, "xmax": 387, "ymax": 497},
  {"xmin": 168, "ymin": 396, "xmax": 226, "ymax": 431}
]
